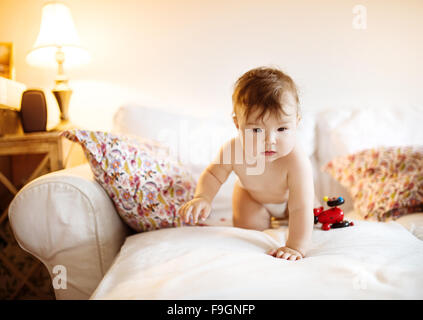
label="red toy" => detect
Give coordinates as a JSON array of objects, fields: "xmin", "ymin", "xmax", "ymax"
[{"xmin": 313, "ymin": 196, "xmax": 354, "ymax": 231}]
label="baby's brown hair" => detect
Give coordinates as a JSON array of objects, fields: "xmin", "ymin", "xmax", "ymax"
[{"xmin": 232, "ymin": 66, "xmax": 300, "ymax": 123}]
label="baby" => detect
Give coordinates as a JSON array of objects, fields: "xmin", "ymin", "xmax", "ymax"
[{"xmin": 178, "ymin": 67, "xmax": 314, "ymax": 261}]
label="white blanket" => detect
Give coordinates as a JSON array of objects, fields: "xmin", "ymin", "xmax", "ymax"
[{"xmin": 91, "ymin": 220, "xmax": 423, "ymax": 300}]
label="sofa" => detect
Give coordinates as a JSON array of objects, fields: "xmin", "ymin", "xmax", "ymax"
[{"xmin": 8, "ymin": 104, "xmax": 423, "ymax": 299}]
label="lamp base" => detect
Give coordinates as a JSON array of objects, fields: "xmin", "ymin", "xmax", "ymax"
[{"xmin": 53, "ymin": 89, "xmax": 72, "ymax": 121}]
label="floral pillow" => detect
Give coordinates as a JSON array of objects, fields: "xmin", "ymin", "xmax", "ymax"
[
  {"xmin": 323, "ymin": 146, "xmax": 423, "ymax": 221},
  {"xmin": 62, "ymin": 129, "xmax": 196, "ymax": 232}
]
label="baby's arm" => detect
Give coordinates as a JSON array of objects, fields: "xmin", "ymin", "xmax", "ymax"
[
  {"xmin": 285, "ymin": 150, "xmax": 314, "ymax": 257},
  {"xmin": 269, "ymin": 149, "xmax": 314, "ymax": 260},
  {"xmin": 178, "ymin": 140, "xmax": 233, "ymax": 224}
]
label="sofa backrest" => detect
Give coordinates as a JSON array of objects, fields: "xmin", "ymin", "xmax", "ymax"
[{"xmin": 112, "ymin": 104, "xmax": 317, "ymax": 176}]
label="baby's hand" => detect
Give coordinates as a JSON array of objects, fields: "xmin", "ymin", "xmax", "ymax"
[
  {"xmin": 267, "ymin": 246, "xmax": 303, "ymax": 261},
  {"xmin": 178, "ymin": 197, "xmax": 211, "ymax": 224}
]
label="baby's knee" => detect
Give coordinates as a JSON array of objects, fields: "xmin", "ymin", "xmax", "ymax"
[
  {"xmin": 232, "ymin": 208, "xmax": 270, "ymax": 231},
  {"xmin": 232, "ymin": 215, "xmax": 259, "ymax": 231}
]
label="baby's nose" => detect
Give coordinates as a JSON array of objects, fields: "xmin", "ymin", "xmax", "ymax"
[{"xmin": 265, "ymin": 131, "xmax": 277, "ymax": 144}]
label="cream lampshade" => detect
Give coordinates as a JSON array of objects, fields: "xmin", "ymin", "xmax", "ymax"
[{"xmin": 26, "ymin": 2, "xmax": 90, "ymax": 121}]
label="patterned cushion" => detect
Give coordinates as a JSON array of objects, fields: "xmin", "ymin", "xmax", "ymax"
[
  {"xmin": 62, "ymin": 129, "xmax": 196, "ymax": 232},
  {"xmin": 323, "ymin": 146, "xmax": 423, "ymax": 221}
]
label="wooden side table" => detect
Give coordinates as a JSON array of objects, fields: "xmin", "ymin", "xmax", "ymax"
[{"xmin": 0, "ymin": 122, "xmax": 86, "ymax": 299}]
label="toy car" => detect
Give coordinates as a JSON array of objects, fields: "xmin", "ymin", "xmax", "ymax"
[{"xmin": 313, "ymin": 196, "xmax": 354, "ymax": 231}]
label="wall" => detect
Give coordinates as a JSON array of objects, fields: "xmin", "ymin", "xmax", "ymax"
[{"xmin": 1, "ymin": 0, "xmax": 422, "ymax": 131}]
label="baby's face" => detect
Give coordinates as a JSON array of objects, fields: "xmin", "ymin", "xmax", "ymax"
[{"xmin": 236, "ymin": 105, "xmax": 299, "ymax": 163}]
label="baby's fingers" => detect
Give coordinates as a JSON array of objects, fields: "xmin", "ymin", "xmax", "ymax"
[
  {"xmin": 276, "ymin": 250, "xmax": 291, "ymax": 259},
  {"xmin": 183, "ymin": 205, "xmax": 194, "ymax": 224},
  {"xmin": 178, "ymin": 203, "xmax": 189, "ymax": 220},
  {"xmin": 199, "ymin": 206, "xmax": 211, "ymax": 221},
  {"xmin": 192, "ymin": 202, "xmax": 206, "ymax": 224},
  {"xmin": 288, "ymin": 255, "xmax": 301, "ymax": 261},
  {"xmin": 267, "ymin": 249, "xmax": 277, "ymax": 256},
  {"xmin": 269, "ymin": 246, "xmax": 302, "ymax": 261},
  {"xmin": 177, "ymin": 204, "xmax": 187, "ymax": 218}
]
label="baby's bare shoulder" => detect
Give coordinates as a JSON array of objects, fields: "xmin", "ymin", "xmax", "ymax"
[
  {"xmin": 220, "ymin": 136, "xmax": 241, "ymax": 164},
  {"xmin": 211, "ymin": 137, "xmax": 239, "ymax": 168},
  {"xmin": 221, "ymin": 136, "xmax": 237, "ymax": 149},
  {"xmin": 286, "ymin": 144, "xmax": 312, "ymax": 171}
]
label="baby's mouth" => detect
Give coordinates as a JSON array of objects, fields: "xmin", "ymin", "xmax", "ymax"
[{"xmin": 262, "ymin": 150, "xmax": 277, "ymax": 156}]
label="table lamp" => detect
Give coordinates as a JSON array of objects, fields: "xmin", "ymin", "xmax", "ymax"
[{"xmin": 26, "ymin": 2, "xmax": 90, "ymax": 121}]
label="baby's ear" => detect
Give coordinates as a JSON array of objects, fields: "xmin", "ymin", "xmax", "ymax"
[{"xmin": 232, "ymin": 115, "xmax": 239, "ymax": 129}]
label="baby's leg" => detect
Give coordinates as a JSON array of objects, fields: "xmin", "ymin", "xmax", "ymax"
[{"xmin": 232, "ymin": 182, "xmax": 270, "ymax": 231}]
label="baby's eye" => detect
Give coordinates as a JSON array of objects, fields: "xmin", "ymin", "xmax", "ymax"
[
  {"xmin": 278, "ymin": 127, "xmax": 287, "ymax": 132},
  {"xmin": 252, "ymin": 128, "xmax": 262, "ymax": 133}
]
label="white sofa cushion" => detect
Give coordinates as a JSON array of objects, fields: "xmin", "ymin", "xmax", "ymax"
[
  {"xmin": 317, "ymin": 105, "xmax": 423, "ymax": 165},
  {"xmin": 113, "ymin": 104, "xmax": 236, "ymax": 177},
  {"xmin": 113, "ymin": 104, "xmax": 316, "ymax": 174},
  {"xmin": 91, "ymin": 220, "xmax": 423, "ymax": 299}
]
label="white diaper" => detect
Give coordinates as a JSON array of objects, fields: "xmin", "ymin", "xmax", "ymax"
[
  {"xmin": 236, "ymin": 177, "xmax": 288, "ymax": 227},
  {"xmin": 265, "ymin": 202, "xmax": 289, "ymax": 229},
  {"xmin": 263, "ymin": 202, "xmax": 288, "ymax": 219}
]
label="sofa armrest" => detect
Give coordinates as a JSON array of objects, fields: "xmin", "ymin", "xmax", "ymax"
[{"xmin": 8, "ymin": 164, "xmax": 132, "ymax": 300}]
